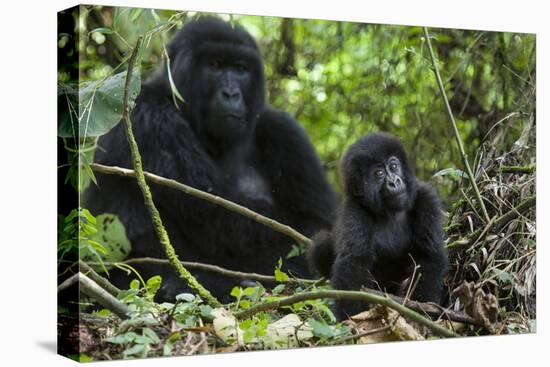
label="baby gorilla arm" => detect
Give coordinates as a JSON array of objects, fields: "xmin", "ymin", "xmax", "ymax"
[
  {"xmin": 408, "ymin": 182, "xmax": 448, "ymax": 303},
  {"xmin": 330, "ymin": 206, "xmax": 378, "ymax": 320}
]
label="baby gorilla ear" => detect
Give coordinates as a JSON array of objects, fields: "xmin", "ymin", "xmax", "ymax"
[{"xmin": 342, "ymin": 158, "xmax": 364, "ymax": 198}]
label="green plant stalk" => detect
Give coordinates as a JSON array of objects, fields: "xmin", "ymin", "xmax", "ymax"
[
  {"xmin": 500, "ymin": 164, "xmax": 536, "ymax": 174},
  {"xmin": 119, "ymin": 36, "xmax": 220, "ymax": 307},
  {"xmin": 423, "ymin": 27, "xmax": 491, "ymax": 224},
  {"xmin": 235, "ymin": 289, "xmax": 458, "ymax": 338}
]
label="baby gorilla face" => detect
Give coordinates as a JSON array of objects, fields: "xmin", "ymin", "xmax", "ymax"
[
  {"xmin": 342, "ymin": 132, "xmax": 418, "ymax": 216},
  {"xmin": 370, "ymin": 156, "xmax": 408, "ymax": 210}
]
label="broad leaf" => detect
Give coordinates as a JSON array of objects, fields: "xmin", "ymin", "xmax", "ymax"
[
  {"xmin": 81, "ymin": 213, "xmax": 132, "ymax": 271},
  {"xmin": 58, "ymin": 69, "xmax": 141, "ymax": 138}
]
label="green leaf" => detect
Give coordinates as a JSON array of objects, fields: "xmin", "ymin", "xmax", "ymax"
[
  {"xmin": 90, "ymin": 27, "xmax": 114, "ymax": 35},
  {"xmin": 175, "ymin": 293, "xmax": 195, "ymax": 302},
  {"xmin": 286, "ymin": 244, "xmax": 305, "ymax": 258},
  {"xmin": 129, "ymin": 8, "xmax": 144, "ymax": 22},
  {"xmin": 58, "ymin": 69, "xmax": 141, "ymax": 138},
  {"xmin": 123, "ymin": 343, "xmax": 146, "ymax": 357},
  {"xmin": 142, "ymin": 328, "xmax": 161, "ymax": 344},
  {"xmin": 272, "ymin": 284, "xmax": 286, "ymax": 294},
  {"xmin": 107, "ymin": 331, "xmax": 137, "ymax": 344},
  {"xmin": 130, "ymin": 279, "xmax": 140, "ymax": 290},
  {"xmin": 230, "ymin": 286, "xmax": 243, "ymax": 298},
  {"xmin": 145, "ymin": 275, "xmax": 162, "ymax": 298},
  {"xmin": 81, "ymin": 214, "xmax": 132, "ymax": 272},
  {"xmin": 163, "ymin": 331, "xmax": 181, "ymax": 355},
  {"xmin": 494, "ymin": 269, "xmax": 514, "ymax": 284},
  {"xmin": 432, "ymin": 168, "xmax": 468, "ymax": 180},
  {"xmin": 274, "ymin": 268, "xmax": 289, "ymax": 283},
  {"xmin": 79, "ymin": 354, "xmax": 94, "ymax": 362},
  {"xmin": 199, "ymin": 304, "xmax": 213, "ymax": 318},
  {"xmin": 308, "ymin": 318, "xmax": 335, "ymax": 338}
]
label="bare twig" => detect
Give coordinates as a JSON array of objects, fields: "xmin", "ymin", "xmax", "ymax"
[
  {"xmin": 330, "ymin": 325, "xmax": 391, "ymax": 345},
  {"xmin": 91, "ymin": 163, "xmax": 312, "ymax": 247},
  {"xmin": 235, "ymin": 289, "xmax": 458, "ymax": 338},
  {"xmin": 88, "ymin": 257, "xmax": 315, "ymax": 284},
  {"xmin": 119, "ymin": 36, "xmax": 220, "ymax": 307},
  {"xmin": 423, "ymin": 27, "xmax": 491, "ymax": 224}
]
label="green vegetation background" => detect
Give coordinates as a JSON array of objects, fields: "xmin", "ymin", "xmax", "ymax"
[{"xmin": 59, "ymin": 6, "xmax": 535, "ymax": 205}]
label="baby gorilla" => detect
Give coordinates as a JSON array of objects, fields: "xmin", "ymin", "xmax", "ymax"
[{"xmin": 308, "ymin": 133, "xmax": 448, "ymax": 320}]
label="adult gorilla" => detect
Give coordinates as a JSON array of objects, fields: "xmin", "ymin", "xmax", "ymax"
[{"xmin": 85, "ymin": 17, "xmax": 337, "ymax": 300}]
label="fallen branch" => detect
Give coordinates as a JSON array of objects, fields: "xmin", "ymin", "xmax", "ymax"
[
  {"xmin": 79, "ymin": 261, "xmax": 121, "ymax": 296},
  {"xmin": 423, "ymin": 27, "xmax": 491, "ymax": 224},
  {"xmin": 59, "ymin": 272, "xmax": 130, "ymax": 319},
  {"xmin": 235, "ymin": 289, "xmax": 458, "ymax": 338},
  {"xmin": 91, "ymin": 163, "xmax": 312, "ymax": 247},
  {"xmin": 119, "ymin": 36, "xmax": 220, "ymax": 308},
  {"xmin": 57, "ymin": 273, "xmax": 79, "ymax": 293}
]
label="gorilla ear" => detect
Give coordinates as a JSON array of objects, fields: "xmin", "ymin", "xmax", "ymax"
[
  {"xmin": 168, "ymin": 51, "xmax": 193, "ymax": 98},
  {"xmin": 342, "ymin": 161, "xmax": 364, "ymax": 197}
]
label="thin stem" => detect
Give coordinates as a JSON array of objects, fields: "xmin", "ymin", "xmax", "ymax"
[
  {"xmin": 423, "ymin": 27, "xmax": 491, "ymax": 223},
  {"xmin": 88, "ymin": 257, "xmax": 316, "ymax": 284},
  {"xmin": 91, "ymin": 163, "xmax": 312, "ymax": 247},
  {"xmin": 119, "ymin": 36, "xmax": 220, "ymax": 307},
  {"xmin": 235, "ymin": 289, "xmax": 458, "ymax": 338}
]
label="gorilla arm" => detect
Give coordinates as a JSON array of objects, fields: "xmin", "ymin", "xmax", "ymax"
[
  {"xmin": 330, "ymin": 204, "xmax": 377, "ymax": 320},
  {"xmin": 408, "ymin": 182, "xmax": 449, "ymax": 303},
  {"xmin": 255, "ymin": 107, "xmax": 338, "ymax": 236}
]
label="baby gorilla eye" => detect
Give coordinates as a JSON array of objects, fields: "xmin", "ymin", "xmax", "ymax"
[
  {"xmin": 375, "ymin": 169, "xmax": 385, "ymax": 178},
  {"xmin": 390, "ymin": 162, "xmax": 398, "ymax": 171}
]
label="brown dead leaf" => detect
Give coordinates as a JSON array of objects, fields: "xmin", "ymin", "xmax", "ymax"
[
  {"xmin": 454, "ymin": 281, "xmax": 499, "ymax": 331},
  {"xmin": 343, "ymin": 305, "xmax": 424, "ymax": 344}
]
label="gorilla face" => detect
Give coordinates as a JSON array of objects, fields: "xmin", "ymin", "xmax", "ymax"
[
  {"xmin": 197, "ymin": 53, "xmax": 255, "ymax": 144},
  {"xmin": 166, "ymin": 17, "xmax": 266, "ymax": 151},
  {"xmin": 342, "ymin": 132, "xmax": 418, "ymax": 216},
  {"xmin": 367, "ymin": 156, "xmax": 408, "ymax": 211}
]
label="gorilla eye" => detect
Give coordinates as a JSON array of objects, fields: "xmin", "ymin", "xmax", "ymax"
[
  {"xmin": 390, "ymin": 163, "xmax": 398, "ymax": 171},
  {"xmin": 208, "ymin": 60, "xmax": 222, "ymax": 69},
  {"xmin": 375, "ymin": 169, "xmax": 385, "ymax": 178},
  {"xmin": 235, "ymin": 63, "xmax": 248, "ymax": 73}
]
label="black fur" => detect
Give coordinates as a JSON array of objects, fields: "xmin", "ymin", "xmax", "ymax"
[
  {"xmin": 307, "ymin": 133, "xmax": 448, "ymax": 320},
  {"xmin": 85, "ymin": 17, "xmax": 337, "ymax": 301}
]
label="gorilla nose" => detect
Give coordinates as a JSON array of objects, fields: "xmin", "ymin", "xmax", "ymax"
[
  {"xmin": 221, "ymin": 87, "xmax": 242, "ymax": 102},
  {"xmin": 386, "ymin": 177, "xmax": 403, "ymax": 192}
]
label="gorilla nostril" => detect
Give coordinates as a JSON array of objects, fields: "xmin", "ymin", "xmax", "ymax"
[{"xmin": 221, "ymin": 88, "xmax": 240, "ymax": 101}]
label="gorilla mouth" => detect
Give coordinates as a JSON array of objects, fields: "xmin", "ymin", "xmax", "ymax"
[
  {"xmin": 383, "ymin": 188, "xmax": 406, "ymax": 199},
  {"xmin": 213, "ymin": 112, "xmax": 246, "ymax": 121}
]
